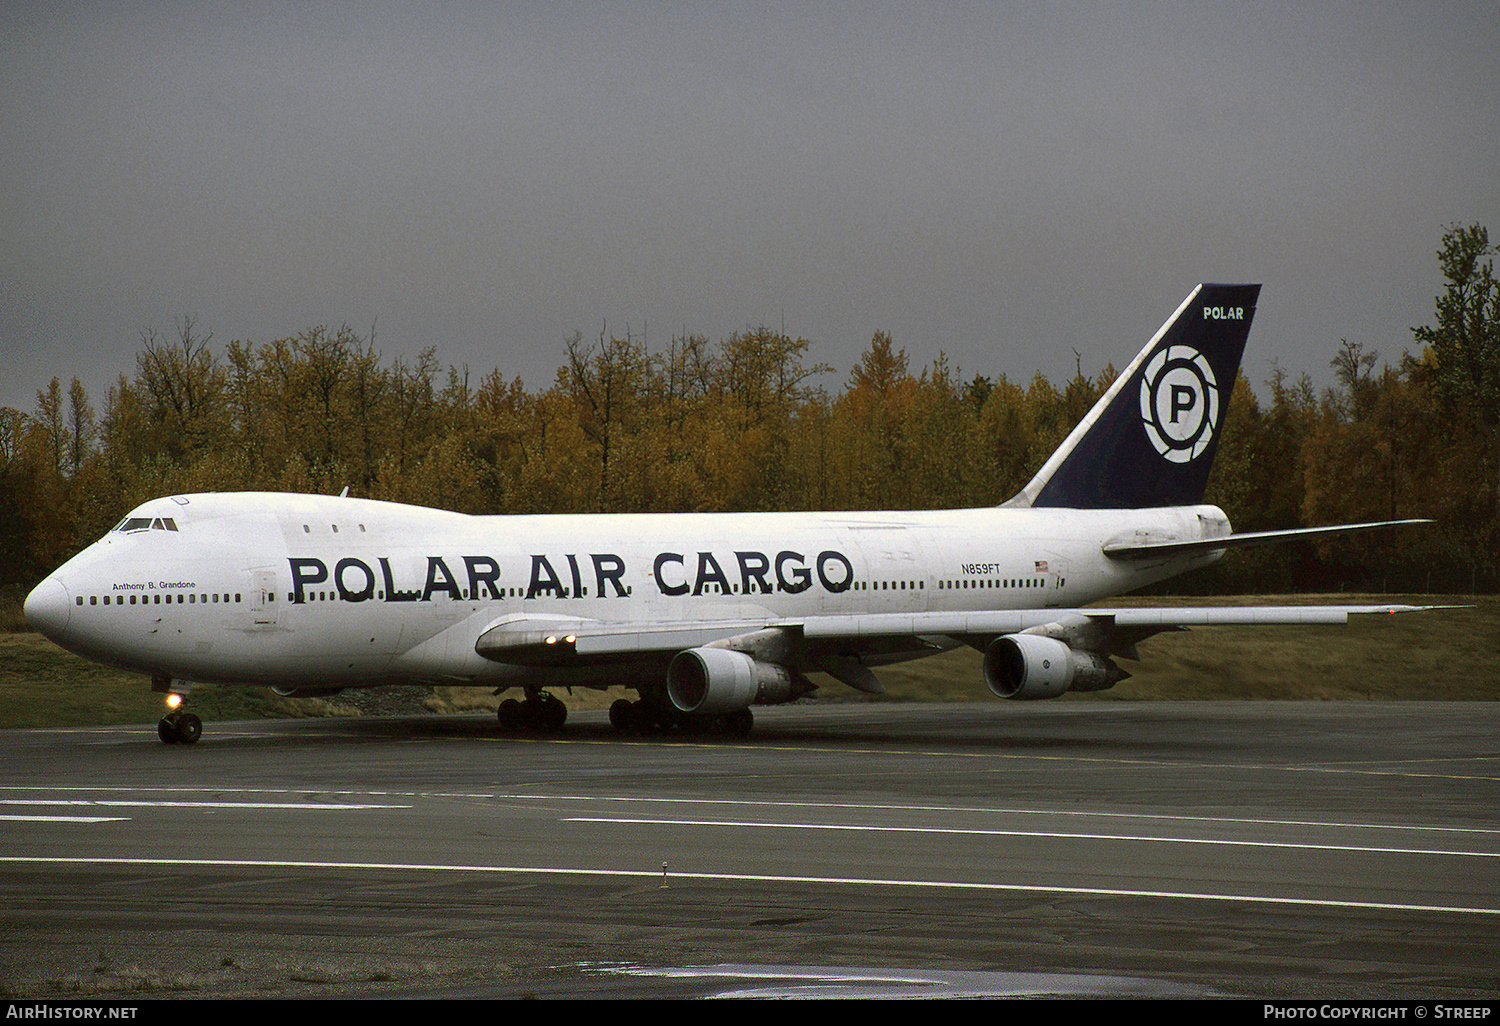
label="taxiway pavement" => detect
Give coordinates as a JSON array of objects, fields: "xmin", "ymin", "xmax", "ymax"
[{"xmin": 1, "ymin": 700, "xmax": 1497, "ymax": 999}]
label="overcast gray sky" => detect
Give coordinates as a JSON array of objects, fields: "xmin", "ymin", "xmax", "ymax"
[{"xmin": 3, "ymin": 1, "xmax": 1496, "ymax": 421}]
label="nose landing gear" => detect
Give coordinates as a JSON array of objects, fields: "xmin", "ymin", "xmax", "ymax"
[
  {"xmin": 153, "ymin": 677, "xmax": 201, "ymax": 745},
  {"xmin": 158, "ymin": 710, "xmax": 202, "ymax": 745}
]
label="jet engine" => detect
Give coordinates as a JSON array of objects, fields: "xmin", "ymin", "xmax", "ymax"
[
  {"xmin": 983, "ymin": 633, "xmax": 1123, "ymax": 700},
  {"xmin": 666, "ymin": 647, "xmax": 798, "ymax": 715}
]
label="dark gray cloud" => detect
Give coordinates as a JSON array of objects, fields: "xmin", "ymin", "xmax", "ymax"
[{"xmin": 3, "ymin": 1, "xmax": 1496, "ymax": 422}]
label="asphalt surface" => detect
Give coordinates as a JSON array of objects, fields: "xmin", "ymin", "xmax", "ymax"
[{"xmin": 1, "ymin": 700, "xmax": 1497, "ymax": 999}]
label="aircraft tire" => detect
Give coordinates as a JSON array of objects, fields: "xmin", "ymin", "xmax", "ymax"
[
  {"xmin": 630, "ymin": 699, "xmax": 671, "ymax": 736},
  {"xmin": 158, "ymin": 717, "xmax": 179, "ymax": 745},
  {"xmin": 725, "ymin": 709, "xmax": 754, "ymax": 737},
  {"xmin": 176, "ymin": 713, "xmax": 202, "ymax": 745},
  {"xmin": 497, "ymin": 698, "xmax": 522, "ymax": 731},
  {"xmin": 541, "ymin": 694, "xmax": 567, "ymax": 732}
]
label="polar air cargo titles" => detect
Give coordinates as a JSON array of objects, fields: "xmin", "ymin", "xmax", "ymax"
[{"xmin": 25, "ymin": 284, "xmax": 1435, "ymax": 744}]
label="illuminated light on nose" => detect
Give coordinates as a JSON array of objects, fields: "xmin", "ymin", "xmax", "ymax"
[{"xmin": 165, "ymin": 693, "xmax": 183, "ymax": 711}]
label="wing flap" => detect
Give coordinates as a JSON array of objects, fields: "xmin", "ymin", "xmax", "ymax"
[{"xmin": 475, "ymin": 615, "xmax": 777, "ymax": 665}]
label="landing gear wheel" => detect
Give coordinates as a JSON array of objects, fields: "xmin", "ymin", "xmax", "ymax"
[
  {"xmin": 625, "ymin": 698, "xmax": 673, "ymax": 736},
  {"xmin": 540, "ymin": 693, "xmax": 568, "ymax": 732},
  {"xmin": 609, "ymin": 698, "xmax": 636, "ymax": 733},
  {"xmin": 176, "ymin": 713, "xmax": 202, "ymax": 744},
  {"xmin": 497, "ymin": 693, "xmax": 568, "ymax": 734},
  {"xmin": 724, "ymin": 708, "xmax": 754, "ymax": 737},
  {"xmin": 497, "ymin": 698, "xmax": 522, "ymax": 731}
]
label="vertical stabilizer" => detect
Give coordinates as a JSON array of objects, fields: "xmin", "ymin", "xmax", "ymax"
[{"xmin": 1005, "ymin": 283, "xmax": 1259, "ymax": 510}]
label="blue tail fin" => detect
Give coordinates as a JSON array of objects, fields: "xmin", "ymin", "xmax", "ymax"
[{"xmin": 1007, "ymin": 283, "xmax": 1260, "ymax": 509}]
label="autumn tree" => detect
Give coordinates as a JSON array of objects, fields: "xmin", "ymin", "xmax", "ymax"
[
  {"xmin": 0, "ymin": 407, "xmax": 44, "ymax": 589},
  {"xmin": 695, "ymin": 328, "xmax": 830, "ymax": 511},
  {"xmin": 833, "ymin": 331, "xmax": 916, "ymax": 508},
  {"xmin": 561, "ymin": 329, "xmax": 654, "ymax": 512},
  {"xmin": 1411, "ymin": 224, "xmax": 1500, "ymax": 518},
  {"xmin": 969, "ymin": 373, "xmax": 1037, "ymax": 504},
  {"xmin": 135, "ymin": 316, "xmax": 229, "ymax": 464}
]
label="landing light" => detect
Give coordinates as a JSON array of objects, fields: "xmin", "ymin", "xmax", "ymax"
[{"xmin": 164, "ymin": 693, "xmax": 183, "ymax": 710}]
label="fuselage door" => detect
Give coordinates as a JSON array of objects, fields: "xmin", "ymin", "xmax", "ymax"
[
  {"xmin": 250, "ymin": 570, "xmax": 278, "ymax": 627},
  {"xmin": 1040, "ymin": 555, "xmax": 1068, "ymax": 607}
]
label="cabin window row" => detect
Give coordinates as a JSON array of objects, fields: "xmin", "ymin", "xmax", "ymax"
[
  {"xmin": 938, "ymin": 577, "xmax": 1047, "ymax": 589},
  {"xmin": 290, "ymin": 586, "xmax": 584, "ymax": 601},
  {"xmin": 79, "ymin": 593, "xmax": 242, "ymax": 606},
  {"xmin": 286, "ymin": 580, "xmax": 941, "ymax": 601}
]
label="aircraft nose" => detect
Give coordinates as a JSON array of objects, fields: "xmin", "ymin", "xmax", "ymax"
[{"xmin": 24, "ymin": 578, "xmax": 72, "ymax": 640}]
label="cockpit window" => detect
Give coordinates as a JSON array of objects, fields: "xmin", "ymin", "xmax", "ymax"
[{"xmin": 116, "ymin": 517, "xmax": 178, "ymax": 533}]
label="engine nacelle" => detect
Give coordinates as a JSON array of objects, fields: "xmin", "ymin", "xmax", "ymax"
[
  {"xmin": 667, "ymin": 647, "xmax": 796, "ymax": 715},
  {"xmin": 983, "ymin": 633, "xmax": 1121, "ymax": 700}
]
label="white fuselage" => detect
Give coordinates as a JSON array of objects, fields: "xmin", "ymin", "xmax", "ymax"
[{"xmin": 26, "ymin": 491, "xmax": 1227, "ymax": 690}]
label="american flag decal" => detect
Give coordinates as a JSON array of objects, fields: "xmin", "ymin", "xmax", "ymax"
[{"xmin": 1034, "ymin": 560, "xmax": 1048, "ymax": 572}]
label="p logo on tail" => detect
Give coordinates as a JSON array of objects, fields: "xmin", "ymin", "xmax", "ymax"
[
  {"xmin": 1140, "ymin": 343, "xmax": 1220, "ymax": 464},
  {"xmin": 1008, "ymin": 283, "xmax": 1260, "ymax": 510}
]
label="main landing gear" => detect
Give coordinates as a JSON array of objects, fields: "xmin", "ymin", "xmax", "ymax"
[
  {"xmin": 492, "ymin": 689, "xmax": 755, "ymax": 738},
  {"xmin": 608, "ymin": 697, "xmax": 754, "ymax": 738},
  {"xmin": 496, "ymin": 687, "xmax": 568, "ymax": 733},
  {"xmin": 153, "ymin": 676, "xmax": 201, "ymax": 745}
]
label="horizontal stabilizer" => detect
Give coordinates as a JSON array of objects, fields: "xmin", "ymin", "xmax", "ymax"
[{"xmin": 1102, "ymin": 519, "xmax": 1432, "ymax": 560}]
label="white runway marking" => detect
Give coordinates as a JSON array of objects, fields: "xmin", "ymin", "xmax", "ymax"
[
  {"xmin": 1, "ymin": 854, "xmax": 1495, "ymax": 918},
  {"xmin": 563, "ymin": 815, "xmax": 1500, "ymax": 858},
  {"xmin": 0, "ymin": 815, "xmax": 128, "ymax": 823},
  {"xmin": 0, "ymin": 798, "xmax": 410, "ymax": 810},
  {"xmin": 495, "ymin": 792, "xmax": 1500, "ymax": 836}
]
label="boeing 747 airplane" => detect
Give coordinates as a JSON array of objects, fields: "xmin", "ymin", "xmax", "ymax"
[{"xmin": 24, "ymin": 284, "xmax": 1431, "ymax": 743}]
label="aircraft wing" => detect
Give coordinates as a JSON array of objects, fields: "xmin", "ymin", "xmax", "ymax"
[
  {"xmin": 475, "ymin": 603, "xmax": 1443, "ymax": 668},
  {"xmin": 799, "ymin": 603, "xmax": 1446, "ymax": 664}
]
